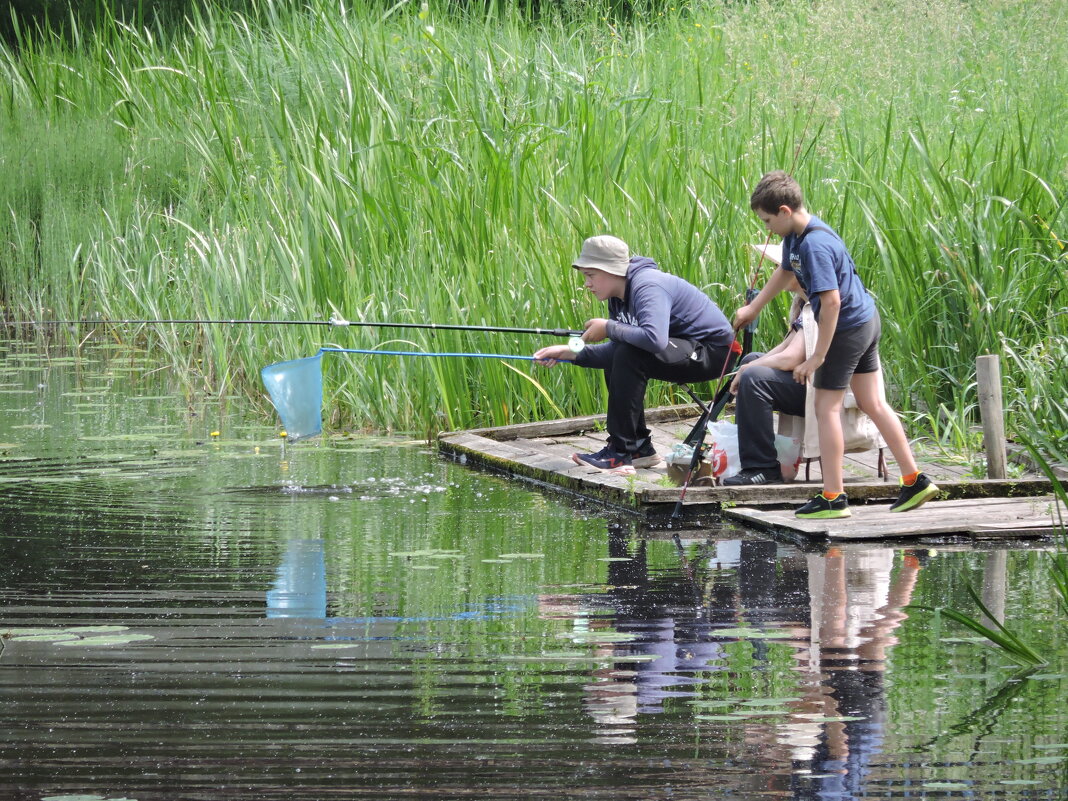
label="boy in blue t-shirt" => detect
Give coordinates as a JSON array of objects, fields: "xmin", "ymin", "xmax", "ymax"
[{"xmin": 733, "ymin": 171, "xmax": 938, "ymax": 518}]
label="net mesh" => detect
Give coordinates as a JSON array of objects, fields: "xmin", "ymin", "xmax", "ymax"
[{"xmin": 260, "ymin": 351, "xmax": 324, "ymax": 440}]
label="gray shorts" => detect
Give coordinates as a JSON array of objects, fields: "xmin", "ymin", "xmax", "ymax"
[{"xmin": 814, "ymin": 309, "xmax": 881, "ymax": 391}]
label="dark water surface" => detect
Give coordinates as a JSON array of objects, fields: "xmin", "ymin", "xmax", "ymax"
[{"xmin": 1, "ymin": 338, "xmax": 1066, "ymax": 800}]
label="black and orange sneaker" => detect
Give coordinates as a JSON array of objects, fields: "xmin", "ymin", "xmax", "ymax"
[
  {"xmin": 889, "ymin": 473, "xmax": 939, "ymax": 512},
  {"xmin": 795, "ymin": 493, "xmax": 851, "ymax": 519}
]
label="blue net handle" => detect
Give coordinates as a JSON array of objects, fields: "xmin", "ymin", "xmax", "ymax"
[{"xmin": 320, "ymin": 347, "xmax": 545, "ymax": 360}]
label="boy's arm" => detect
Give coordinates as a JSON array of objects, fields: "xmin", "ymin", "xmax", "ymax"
[
  {"xmin": 730, "ymin": 329, "xmax": 805, "ymax": 393},
  {"xmin": 733, "ymin": 267, "xmax": 795, "ymax": 330},
  {"xmin": 793, "ymin": 289, "xmax": 840, "ymax": 384}
]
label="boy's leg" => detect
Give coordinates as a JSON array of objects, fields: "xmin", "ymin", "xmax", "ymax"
[
  {"xmin": 849, "ymin": 370, "xmax": 919, "ymax": 476},
  {"xmin": 850, "ymin": 368, "xmax": 939, "ymax": 510},
  {"xmin": 813, "ymin": 387, "xmax": 846, "ymax": 494},
  {"xmin": 606, "ymin": 341, "xmax": 729, "ymax": 453}
]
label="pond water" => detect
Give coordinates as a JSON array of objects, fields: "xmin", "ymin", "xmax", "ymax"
[{"xmin": 1, "ymin": 336, "xmax": 1066, "ymax": 800}]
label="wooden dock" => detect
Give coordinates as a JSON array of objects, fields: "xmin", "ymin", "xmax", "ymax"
[{"xmin": 438, "ymin": 405, "xmax": 1065, "ymax": 540}]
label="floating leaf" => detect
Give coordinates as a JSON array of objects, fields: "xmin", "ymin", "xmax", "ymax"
[
  {"xmin": 1014, "ymin": 756, "xmax": 1065, "ymax": 765},
  {"xmin": 714, "ymin": 627, "xmax": 793, "ymax": 639},
  {"xmin": 563, "ymin": 631, "xmax": 637, "ymax": 643},
  {"xmin": 922, "ymin": 782, "xmax": 970, "ymax": 790},
  {"xmin": 68, "ymin": 625, "xmax": 129, "ymax": 633},
  {"xmin": 58, "ymin": 633, "xmax": 154, "ymax": 647},
  {"xmin": 741, "ymin": 697, "xmax": 800, "ymax": 707},
  {"xmin": 12, "ymin": 632, "xmax": 80, "ymax": 643},
  {"xmin": 498, "ymin": 553, "xmax": 544, "ymax": 559},
  {"xmin": 311, "ymin": 643, "xmax": 361, "ymax": 650}
]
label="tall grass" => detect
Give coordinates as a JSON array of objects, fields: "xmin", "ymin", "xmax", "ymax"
[{"xmin": 1, "ymin": 0, "xmax": 1065, "ymax": 448}]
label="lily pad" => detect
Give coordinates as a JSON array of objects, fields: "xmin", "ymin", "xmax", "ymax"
[
  {"xmin": 922, "ymin": 782, "xmax": 970, "ymax": 790},
  {"xmin": 563, "ymin": 631, "xmax": 637, "ymax": 643},
  {"xmin": 58, "ymin": 633, "xmax": 154, "ymax": 647},
  {"xmin": 1014, "ymin": 756, "xmax": 1065, "ymax": 765},
  {"xmin": 714, "ymin": 627, "xmax": 793, "ymax": 639},
  {"xmin": 498, "ymin": 553, "xmax": 544, "ymax": 559},
  {"xmin": 11, "ymin": 632, "xmax": 81, "ymax": 643}
]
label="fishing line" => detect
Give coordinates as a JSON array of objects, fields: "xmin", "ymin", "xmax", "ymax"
[{"xmin": 3, "ymin": 315, "xmax": 584, "ymax": 338}]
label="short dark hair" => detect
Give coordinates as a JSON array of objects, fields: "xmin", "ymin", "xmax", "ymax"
[{"xmin": 750, "ymin": 170, "xmax": 804, "ymax": 214}]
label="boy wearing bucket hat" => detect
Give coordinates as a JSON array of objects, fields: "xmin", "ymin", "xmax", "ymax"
[{"xmin": 534, "ymin": 235, "xmax": 735, "ymax": 472}]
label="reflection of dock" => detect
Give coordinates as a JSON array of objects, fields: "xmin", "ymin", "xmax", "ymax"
[{"xmin": 438, "ymin": 406, "xmax": 1064, "ymax": 539}]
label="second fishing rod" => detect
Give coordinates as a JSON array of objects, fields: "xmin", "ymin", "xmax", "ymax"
[{"xmin": 4, "ymin": 314, "xmax": 585, "ymax": 339}]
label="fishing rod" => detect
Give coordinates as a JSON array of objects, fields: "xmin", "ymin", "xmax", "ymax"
[{"xmin": 2, "ymin": 314, "xmax": 584, "ymax": 338}]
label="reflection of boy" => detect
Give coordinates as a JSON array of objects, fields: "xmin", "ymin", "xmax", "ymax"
[
  {"xmin": 534, "ymin": 235, "xmax": 734, "ymax": 472},
  {"xmin": 734, "ymin": 171, "xmax": 938, "ymax": 518}
]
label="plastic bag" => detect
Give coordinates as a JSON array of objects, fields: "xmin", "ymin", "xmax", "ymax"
[
  {"xmin": 705, "ymin": 420, "xmax": 740, "ymax": 480},
  {"xmin": 775, "ymin": 434, "xmax": 803, "ymax": 481}
]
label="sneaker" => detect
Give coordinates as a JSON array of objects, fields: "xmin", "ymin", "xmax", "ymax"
[
  {"xmin": 632, "ymin": 443, "xmax": 662, "ymax": 469},
  {"xmin": 795, "ymin": 493, "xmax": 851, "ymax": 519},
  {"xmin": 722, "ymin": 465, "xmax": 784, "ymax": 486},
  {"xmin": 889, "ymin": 473, "xmax": 939, "ymax": 512},
  {"xmin": 573, "ymin": 444, "xmax": 631, "ymax": 471}
]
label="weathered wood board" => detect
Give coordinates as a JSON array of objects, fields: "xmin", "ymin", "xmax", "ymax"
[
  {"xmin": 724, "ymin": 496, "xmax": 1067, "ymax": 540},
  {"xmin": 438, "ymin": 404, "xmax": 1064, "ymax": 539}
]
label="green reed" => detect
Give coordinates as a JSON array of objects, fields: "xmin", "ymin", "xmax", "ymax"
[{"xmin": 1, "ymin": 0, "xmax": 1065, "ymax": 448}]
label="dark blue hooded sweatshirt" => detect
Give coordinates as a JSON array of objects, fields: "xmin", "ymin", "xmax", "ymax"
[{"xmin": 575, "ymin": 256, "xmax": 733, "ymax": 370}]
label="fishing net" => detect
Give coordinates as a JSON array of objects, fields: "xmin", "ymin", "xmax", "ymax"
[
  {"xmin": 260, "ymin": 351, "xmax": 324, "ymax": 441},
  {"xmin": 261, "ymin": 346, "xmax": 566, "ymax": 441}
]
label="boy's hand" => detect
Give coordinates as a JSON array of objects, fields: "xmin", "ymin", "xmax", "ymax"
[
  {"xmin": 793, "ymin": 354, "xmax": 824, "ymax": 384},
  {"xmin": 729, "ymin": 364, "xmax": 750, "ymax": 395},
  {"xmin": 533, "ymin": 345, "xmax": 575, "ymax": 366},
  {"xmin": 582, "ymin": 318, "xmax": 609, "ymax": 343},
  {"xmin": 733, "ymin": 304, "xmax": 757, "ymax": 331}
]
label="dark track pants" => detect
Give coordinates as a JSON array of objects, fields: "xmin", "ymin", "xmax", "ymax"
[
  {"xmin": 735, "ymin": 352, "xmax": 806, "ymax": 470},
  {"xmin": 604, "ymin": 339, "xmax": 733, "ymax": 454}
]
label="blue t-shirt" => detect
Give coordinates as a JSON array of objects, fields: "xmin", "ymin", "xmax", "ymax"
[{"xmin": 781, "ymin": 216, "xmax": 875, "ymax": 331}]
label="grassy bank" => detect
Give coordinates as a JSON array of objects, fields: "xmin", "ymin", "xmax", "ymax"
[{"xmin": 1, "ymin": 0, "xmax": 1065, "ymax": 456}]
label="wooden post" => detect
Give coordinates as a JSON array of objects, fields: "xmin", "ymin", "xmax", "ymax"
[{"xmin": 976, "ymin": 354, "xmax": 1007, "ymax": 480}]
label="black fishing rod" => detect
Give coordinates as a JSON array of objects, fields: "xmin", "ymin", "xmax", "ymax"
[{"xmin": 3, "ymin": 315, "xmax": 584, "ymax": 338}]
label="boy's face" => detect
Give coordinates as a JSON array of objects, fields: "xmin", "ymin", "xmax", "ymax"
[
  {"xmin": 756, "ymin": 205, "xmax": 795, "ymax": 238},
  {"xmin": 580, "ymin": 268, "xmax": 625, "ymax": 301}
]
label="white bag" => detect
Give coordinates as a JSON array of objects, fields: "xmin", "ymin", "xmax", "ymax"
[{"xmin": 706, "ymin": 420, "xmax": 741, "ymax": 479}]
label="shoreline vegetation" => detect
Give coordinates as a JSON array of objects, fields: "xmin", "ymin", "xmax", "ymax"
[{"xmin": 1, "ymin": 0, "xmax": 1065, "ymax": 463}]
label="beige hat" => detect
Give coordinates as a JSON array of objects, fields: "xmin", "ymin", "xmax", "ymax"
[
  {"xmin": 750, "ymin": 242, "xmax": 783, "ymax": 266},
  {"xmin": 572, "ymin": 235, "xmax": 630, "ymax": 277}
]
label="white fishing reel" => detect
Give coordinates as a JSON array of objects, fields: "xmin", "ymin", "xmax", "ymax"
[{"xmin": 568, "ymin": 336, "xmax": 586, "ymax": 354}]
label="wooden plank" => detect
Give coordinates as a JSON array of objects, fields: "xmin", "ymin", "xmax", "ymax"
[{"xmin": 724, "ymin": 496, "xmax": 1066, "ymax": 540}]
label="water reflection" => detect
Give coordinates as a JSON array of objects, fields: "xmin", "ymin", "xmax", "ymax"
[
  {"xmin": 266, "ymin": 538, "xmax": 327, "ymax": 619},
  {"xmin": 2, "ymin": 338, "xmax": 1066, "ymax": 800},
  {"xmin": 547, "ymin": 525, "xmax": 932, "ymax": 796}
]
